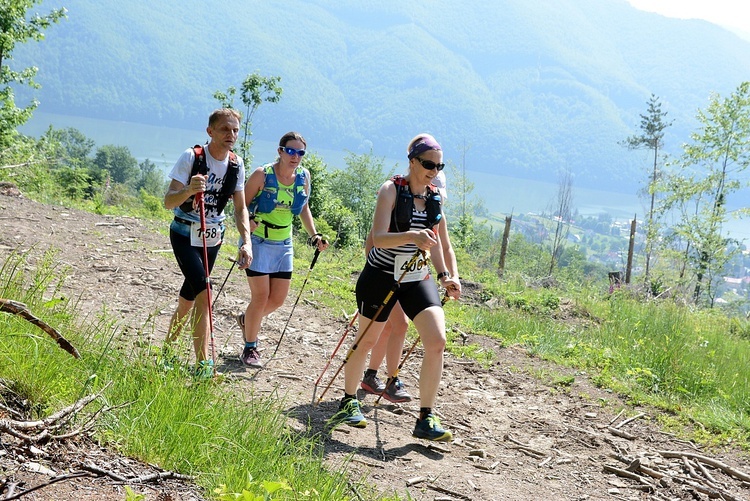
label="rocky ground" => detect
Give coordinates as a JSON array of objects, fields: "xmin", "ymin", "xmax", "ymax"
[{"xmin": 1, "ymin": 190, "xmax": 750, "ymax": 501}]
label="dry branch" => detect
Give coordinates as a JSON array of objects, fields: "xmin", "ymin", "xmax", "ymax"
[
  {"xmin": 0, "ymin": 382, "xmax": 111, "ymax": 444},
  {"xmin": 614, "ymin": 412, "xmax": 645, "ymax": 429},
  {"xmin": 602, "ymin": 464, "xmax": 655, "ymax": 491},
  {"xmin": 425, "ymin": 483, "xmax": 472, "ymax": 500},
  {"xmin": 504, "ymin": 434, "xmax": 546, "ymax": 458},
  {"xmin": 672, "ymin": 475, "xmax": 743, "ymax": 501},
  {"xmin": 1, "ymin": 472, "xmax": 90, "ymax": 501},
  {"xmin": 608, "ymin": 426, "xmax": 636, "ymax": 440},
  {"xmin": 0, "ymin": 299, "xmax": 80, "ymax": 358},
  {"xmin": 658, "ymin": 451, "xmax": 750, "ymax": 483}
]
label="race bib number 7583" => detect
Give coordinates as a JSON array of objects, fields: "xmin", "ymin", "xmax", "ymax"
[{"xmin": 190, "ymin": 222, "xmax": 222, "ymax": 247}]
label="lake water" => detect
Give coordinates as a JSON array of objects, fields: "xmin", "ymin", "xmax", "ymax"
[{"xmin": 20, "ymin": 112, "xmax": 749, "ymax": 240}]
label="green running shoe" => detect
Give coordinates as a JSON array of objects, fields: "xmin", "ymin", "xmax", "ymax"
[
  {"xmin": 412, "ymin": 414, "xmax": 453, "ymax": 442},
  {"xmin": 194, "ymin": 359, "xmax": 215, "ymax": 381},
  {"xmin": 328, "ymin": 399, "xmax": 367, "ymax": 428}
]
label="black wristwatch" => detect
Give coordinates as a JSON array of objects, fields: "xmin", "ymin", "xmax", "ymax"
[{"xmin": 437, "ymin": 271, "xmax": 451, "ymax": 280}]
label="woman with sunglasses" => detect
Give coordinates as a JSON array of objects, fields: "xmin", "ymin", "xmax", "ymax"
[
  {"xmin": 329, "ymin": 134, "xmax": 461, "ymax": 442},
  {"xmin": 237, "ymin": 131, "xmax": 328, "ymax": 368},
  {"xmin": 360, "ymin": 164, "xmax": 456, "ymax": 403}
]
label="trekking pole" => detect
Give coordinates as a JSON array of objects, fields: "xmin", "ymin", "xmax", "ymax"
[
  {"xmin": 196, "ymin": 192, "xmax": 217, "ymax": 376},
  {"xmin": 265, "ymin": 247, "xmax": 321, "ymax": 366},
  {"xmin": 311, "ymin": 310, "xmax": 359, "ymax": 405},
  {"xmin": 211, "ymin": 257, "xmax": 237, "ymax": 309},
  {"xmin": 374, "ymin": 294, "xmax": 449, "ymax": 407}
]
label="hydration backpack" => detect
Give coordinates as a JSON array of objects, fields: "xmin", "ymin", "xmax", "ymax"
[
  {"xmin": 389, "ymin": 175, "xmax": 442, "ymax": 232},
  {"xmin": 179, "ymin": 144, "xmax": 240, "ymax": 216},
  {"xmin": 248, "ymin": 163, "xmax": 308, "ymax": 216}
]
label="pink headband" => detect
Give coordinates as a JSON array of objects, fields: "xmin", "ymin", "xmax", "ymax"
[{"xmin": 408, "ymin": 136, "xmax": 442, "ymax": 159}]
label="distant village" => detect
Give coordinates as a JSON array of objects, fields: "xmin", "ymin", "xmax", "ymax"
[{"xmin": 511, "ymin": 212, "xmax": 750, "ymax": 307}]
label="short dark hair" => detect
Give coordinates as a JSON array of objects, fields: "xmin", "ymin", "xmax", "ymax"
[
  {"xmin": 278, "ymin": 131, "xmax": 307, "ymax": 148},
  {"xmin": 208, "ymin": 108, "xmax": 241, "ymax": 127}
]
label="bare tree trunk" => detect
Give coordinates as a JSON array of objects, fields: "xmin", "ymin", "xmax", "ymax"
[
  {"xmin": 625, "ymin": 216, "xmax": 636, "ymax": 284},
  {"xmin": 497, "ymin": 215, "xmax": 512, "ymax": 278},
  {"xmin": 547, "ymin": 170, "xmax": 573, "ymax": 276}
]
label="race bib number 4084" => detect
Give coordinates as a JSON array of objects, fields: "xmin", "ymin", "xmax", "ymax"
[
  {"xmin": 190, "ymin": 222, "xmax": 222, "ymax": 247},
  {"xmin": 393, "ymin": 253, "xmax": 429, "ymax": 282}
]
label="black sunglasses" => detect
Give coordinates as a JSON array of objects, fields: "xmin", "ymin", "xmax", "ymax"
[
  {"xmin": 415, "ymin": 157, "xmax": 445, "ymax": 171},
  {"xmin": 280, "ymin": 146, "xmax": 306, "ymax": 157}
]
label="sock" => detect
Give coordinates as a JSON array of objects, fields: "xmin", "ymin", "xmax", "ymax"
[
  {"xmin": 245, "ymin": 341, "xmax": 257, "ymax": 349},
  {"xmin": 420, "ymin": 407, "xmax": 432, "ymax": 420},
  {"xmin": 364, "ymin": 368, "xmax": 377, "ymax": 377},
  {"xmin": 343, "ymin": 392, "xmax": 357, "ymax": 402}
]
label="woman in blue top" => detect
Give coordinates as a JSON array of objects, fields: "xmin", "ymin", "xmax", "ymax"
[{"xmin": 237, "ymin": 131, "xmax": 328, "ymax": 368}]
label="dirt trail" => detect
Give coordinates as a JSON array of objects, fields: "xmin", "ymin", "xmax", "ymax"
[{"xmin": 1, "ymin": 192, "xmax": 750, "ymax": 501}]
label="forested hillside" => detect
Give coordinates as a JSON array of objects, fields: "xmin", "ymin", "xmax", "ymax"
[{"xmin": 13, "ymin": 0, "xmax": 750, "ymax": 191}]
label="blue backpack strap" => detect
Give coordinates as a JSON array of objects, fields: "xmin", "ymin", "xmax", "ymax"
[
  {"xmin": 248, "ymin": 164, "xmax": 277, "ymax": 215},
  {"xmin": 290, "ymin": 167, "xmax": 309, "ymax": 215}
]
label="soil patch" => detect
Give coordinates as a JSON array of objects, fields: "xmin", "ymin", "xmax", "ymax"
[{"xmin": 2, "ymin": 193, "xmax": 750, "ymax": 500}]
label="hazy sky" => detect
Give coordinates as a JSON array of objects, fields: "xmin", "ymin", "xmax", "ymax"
[{"xmin": 627, "ymin": 0, "xmax": 750, "ymax": 40}]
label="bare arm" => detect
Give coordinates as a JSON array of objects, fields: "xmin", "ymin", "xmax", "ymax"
[
  {"xmin": 243, "ymin": 166, "xmax": 267, "ymax": 233},
  {"xmin": 232, "ymin": 189, "xmax": 253, "ymax": 269},
  {"xmin": 436, "ymin": 213, "xmax": 461, "ymax": 299},
  {"xmin": 164, "ymin": 175, "xmax": 206, "ymax": 210},
  {"xmin": 299, "ymin": 170, "xmax": 329, "ymax": 251},
  {"xmin": 437, "ymin": 213, "xmax": 458, "ymax": 278}
]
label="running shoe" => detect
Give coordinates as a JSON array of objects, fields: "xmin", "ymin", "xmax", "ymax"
[
  {"xmin": 360, "ymin": 372, "xmax": 386, "ymax": 394},
  {"xmin": 383, "ymin": 377, "xmax": 412, "ymax": 403},
  {"xmin": 194, "ymin": 359, "xmax": 215, "ymax": 380},
  {"xmin": 328, "ymin": 399, "xmax": 367, "ymax": 428},
  {"xmin": 412, "ymin": 414, "xmax": 453, "ymax": 442},
  {"xmin": 159, "ymin": 347, "xmax": 180, "ymax": 371},
  {"xmin": 240, "ymin": 346, "xmax": 262, "ymax": 368}
]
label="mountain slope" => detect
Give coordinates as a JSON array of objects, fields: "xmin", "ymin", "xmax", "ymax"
[{"xmin": 15, "ymin": 0, "xmax": 750, "ymax": 190}]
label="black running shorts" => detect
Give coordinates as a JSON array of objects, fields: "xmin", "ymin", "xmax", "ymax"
[
  {"xmin": 355, "ymin": 263, "xmax": 441, "ymax": 321},
  {"xmin": 170, "ymin": 229, "xmax": 221, "ymax": 301}
]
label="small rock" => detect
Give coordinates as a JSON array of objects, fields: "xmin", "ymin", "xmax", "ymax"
[{"xmin": 24, "ymin": 462, "xmax": 57, "ymax": 476}]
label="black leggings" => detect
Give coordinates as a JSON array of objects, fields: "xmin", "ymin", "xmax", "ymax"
[{"xmin": 170, "ymin": 229, "xmax": 221, "ymax": 301}]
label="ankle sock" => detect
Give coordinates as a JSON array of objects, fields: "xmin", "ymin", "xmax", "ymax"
[
  {"xmin": 419, "ymin": 408, "xmax": 432, "ymax": 420},
  {"xmin": 245, "ymin": 341, "xmax": 257, "ymax": 349},
  {"xmin": 364, "ymin": 369, "xmax": 377, "ymax": 377},
  {"xmin": 343, "ymin": 392, "xmax": 356, "ymax": 402}
]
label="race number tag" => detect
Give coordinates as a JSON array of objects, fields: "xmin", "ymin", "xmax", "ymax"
[
  {"xmin": 190, "ymin": 222, "xmax": 222, "ymax": 247},
  {"xmin": 393, "ymin": 253, "xmax": 429, "ymax": 282}
]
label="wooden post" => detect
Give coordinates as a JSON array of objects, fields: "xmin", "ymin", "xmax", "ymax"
[
  {"xmin": 625, "ymin": 215, "xmax": 636, "ymax": 284},
  {"xmin": 497, "ymin": 215, "xmax": 512, "ymax": 278}
]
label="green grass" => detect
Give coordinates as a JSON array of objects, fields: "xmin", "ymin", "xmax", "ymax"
[{"xmin": 0, "ymin": 249, "xmax": 356, "ymax": 500}]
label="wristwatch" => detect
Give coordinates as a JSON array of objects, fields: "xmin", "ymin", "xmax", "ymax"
[{"xmin": 437, "ymin": 271, "xmax": 451, "ymax": 280}]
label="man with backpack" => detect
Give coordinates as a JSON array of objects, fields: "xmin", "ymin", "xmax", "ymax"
[{"xmin": 163, "ymin": 108, "xmax": 253, "ymax": 378}]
